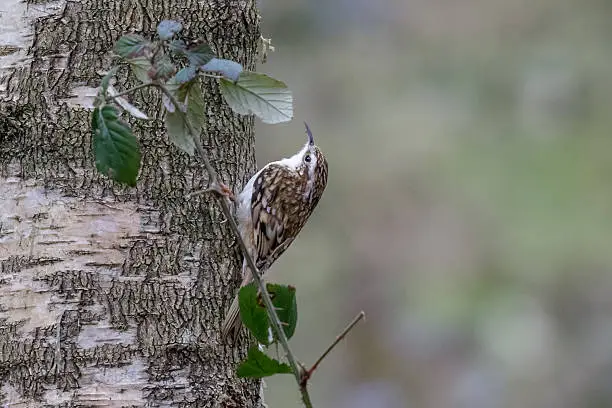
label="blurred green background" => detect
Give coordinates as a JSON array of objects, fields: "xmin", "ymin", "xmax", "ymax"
[{"xmin": 254, "ymin": 1, "xmax": 612, "ymax": 407}]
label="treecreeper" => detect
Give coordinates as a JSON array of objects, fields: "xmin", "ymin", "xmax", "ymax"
[{"xmin": 221, "ymin": 123, "xmax": 329, "ymax": 341}]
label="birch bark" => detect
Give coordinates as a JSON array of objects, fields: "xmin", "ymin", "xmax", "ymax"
[{"xmin": 0, "ymin": 1, "xmax": 260, "ymax": 406}]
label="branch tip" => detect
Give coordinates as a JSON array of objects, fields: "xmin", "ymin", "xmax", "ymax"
[{"xmin": 301, "ymin": 311, "xmax": 366, "ymax": 387}]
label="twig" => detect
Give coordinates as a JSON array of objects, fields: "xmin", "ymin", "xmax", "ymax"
[
  {"xmin": 107, "ymin": 82, "xmax": 154, "ymax": 101},
  {"xmin": 300, "ymin": 311, "xmax": 366, "ymax": 388},
  {"xmin": 156, "ymin": 83, "xmax": 314, "ymax": 408},
  {"xmin": 200, "ymin": 72, "xmax": 224, "ymax": 80},
  {"xmin": 184, "ymin": 189, "xmax": 208, "ymax": 199},
  {"xmin": 185, "ymin": 187, "xmax": 233, "ymax": 200}
]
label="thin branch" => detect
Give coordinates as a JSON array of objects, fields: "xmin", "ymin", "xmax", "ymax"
[
  {"xmin": 184, "ymin": 189, "xmax": 208, "ymax": 199},
  {"xmin": 107, "ymin": 82, "xmax": 154, "ymax": 101},
  {"xmin": 200, "ymin": 72, "xmax": 224, "ymax": 80},
  {"xmin": 300, "ymin": 311, "xmax": 366, "ymax": 388},
  {"xmin": 156, "ymin": 83, "xmax": 314, "ymax": 408}
]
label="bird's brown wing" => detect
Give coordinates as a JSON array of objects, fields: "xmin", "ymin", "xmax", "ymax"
[{"xmin": 250, "ymin": 163, "xmax": 307, "ymax": 271}]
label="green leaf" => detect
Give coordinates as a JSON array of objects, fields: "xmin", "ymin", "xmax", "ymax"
[
  {"xmin": 185, "ymin": 43, "xmax": 214, "ymax": 66},
  {"xmin": 175, "ymin": 65, "xmax": 197, "ymax": 84},
  {"xmin": 162, "ymin": 78, "xmax": 189, "ymax": 112},
  {"xmin": 219, "ymin": 71, "xmax": 293, "ymax": 124},
  {"xmin": 185, "ymin": 82, "xmax": 206, "ymax": 134},
  {"xmin": 168, "ymin": 39, "xmax": 187, "ymax": 53},
  {"xmin": 115, "ymin": 34, "xmax": 149, "ymax": 58},
  {"xmin": 239, "ymin": 283, "xmax": 271, "ymax": 345},
  {"xmin": 162, "ymin": 77, "xmax": 184, "ymax": 112},
  {"xmin": 165, "ymin": 109, "xmax": 195, "ymax": 156},
  {"xmin": 99, "ymin": 67, "xmax": 118, "ymax": 97},
  {"xmin": 267, "ymin": 283, "xmax": 298, "ymax": 340},
  {"xmin": 92, "ymin": 106, "xmax": 141, "ymax": 186},
  {"xmin": 236, "ymin": 346, "xmax": 292, "ymax": 378},
  {"xmin": 127, "ymin": 57, "xmax": 153, "ymax": 83},
  {"xmin": 157, "ymin": 20, "xmax": 182, "ymax": 40},
  {"xmin": 201, "ymin": 58, "xmax": 243, "ymax": 81},
  {"xmin": 152, "ymin": 55, "xmax": 176, "ymax": 80},
  {"xmin": 163, "ymin": 80, "xmax": 205, "ymax": 156}
]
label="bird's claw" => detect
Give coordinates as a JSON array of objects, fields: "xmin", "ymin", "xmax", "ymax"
[{"xmin": 206, "ymin": 181, "xmax": 236, "ymax": 202}]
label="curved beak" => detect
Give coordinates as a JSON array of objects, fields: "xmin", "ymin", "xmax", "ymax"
[{"xmin": 304, "ymin": 122, "xmax": 314, "ymax": 146}]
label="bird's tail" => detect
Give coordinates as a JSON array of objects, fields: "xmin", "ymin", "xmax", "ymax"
[
  {"xmin": 221, "ymin": 260, "xmax": 252, "ymax": 342},
  {"xmin": 221, "ymin": 294, "xmax": 241, "ymax": 342}
]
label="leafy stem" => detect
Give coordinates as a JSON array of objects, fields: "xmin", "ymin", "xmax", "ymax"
[
  {"xmin": 92, "ymin": 23, "xmax": 366, "ymax": 408},
  {"xmin": 156, "ymin": 82, "xmax": 314, "ymax": 407}
]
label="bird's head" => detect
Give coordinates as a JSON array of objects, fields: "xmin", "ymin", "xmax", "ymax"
[{"xmin": 280, "ymin": 122, "xmax": 328, "ymax": 205}]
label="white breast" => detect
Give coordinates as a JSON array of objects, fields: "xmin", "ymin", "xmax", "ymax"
[
  {"xmin": 236, "ymin": 169, "xmax": 260, "ymax": 257},
  {"xmin": 235, "ymin": 143, "xmax": 308, "ymax": 256}
]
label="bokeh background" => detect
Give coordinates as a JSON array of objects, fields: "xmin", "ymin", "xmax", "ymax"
[{"xmin": 254, "ymin": 1, "xmax": 612, "ymax": 407}]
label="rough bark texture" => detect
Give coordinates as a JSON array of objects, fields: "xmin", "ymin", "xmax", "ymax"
[{"xmin": 0, "ymin": 0, "xmax": 261, "ymax": 406}]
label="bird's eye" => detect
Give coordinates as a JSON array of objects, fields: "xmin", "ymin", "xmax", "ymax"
[{"xmin": 304, "ymin": 154, "xmax": 311, "ymax": 163}]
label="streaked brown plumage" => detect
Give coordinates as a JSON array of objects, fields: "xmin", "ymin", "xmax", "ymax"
[{"xmin": 221, "ymin": 123, "xmax": 328, "ymax": 341}]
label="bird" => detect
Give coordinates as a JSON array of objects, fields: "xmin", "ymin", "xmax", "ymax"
[{"xmin": 221, "ymin": 122, "xmax": 329, "ymax": 342}]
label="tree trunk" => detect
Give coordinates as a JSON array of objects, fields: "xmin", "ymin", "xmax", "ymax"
[{"xmin": 0, "ymin": 1, "xmax": 261, "ymax": 406}]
